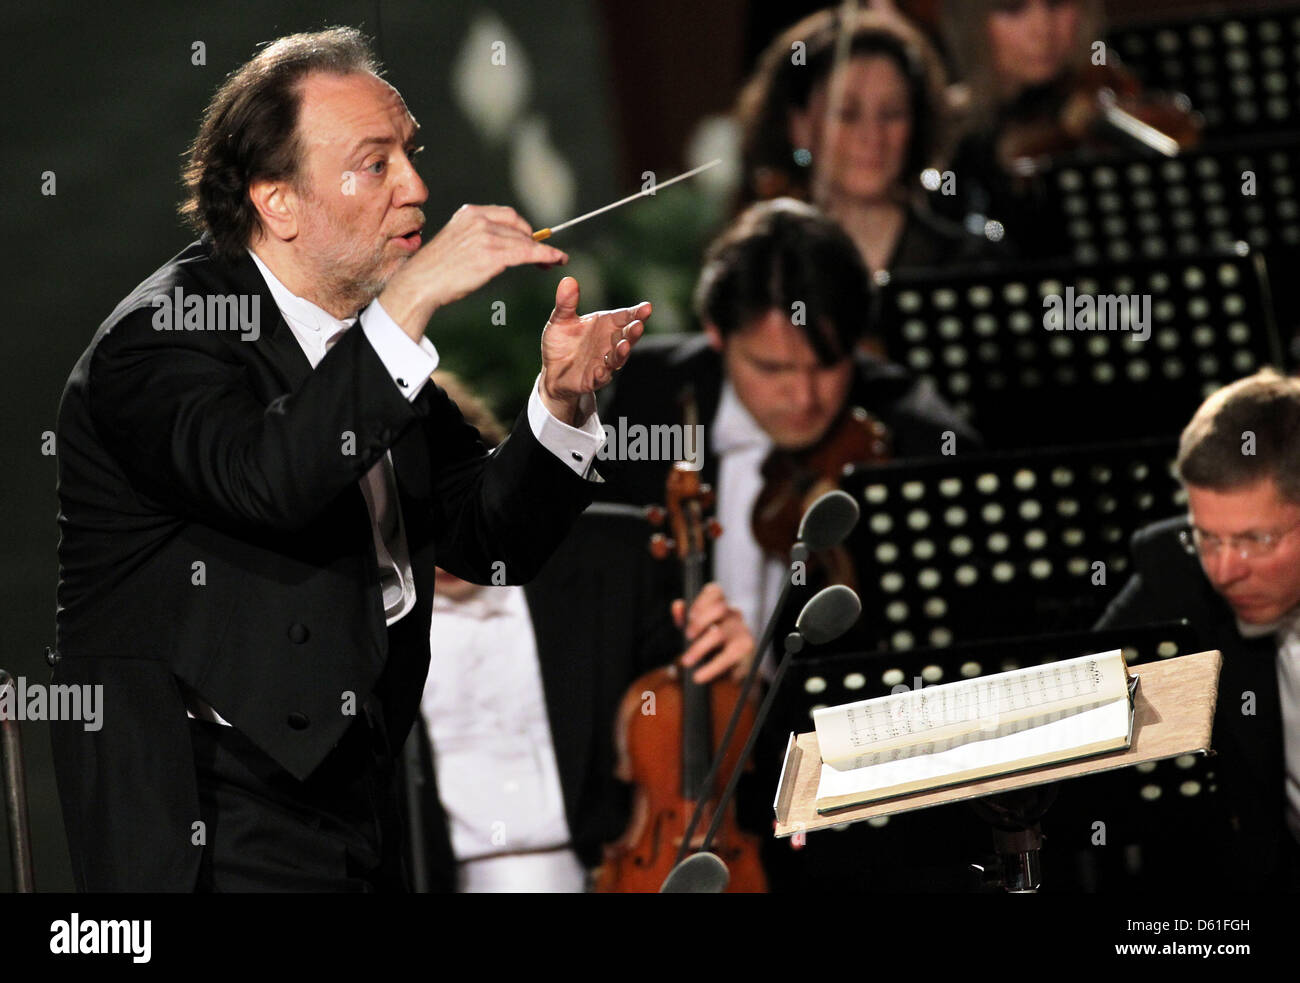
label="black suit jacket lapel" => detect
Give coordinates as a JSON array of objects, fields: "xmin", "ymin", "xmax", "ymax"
[
  {"xmin": 233, "ymin": 248, "xmax": 401, "ymax": 637},
  {"xmin": 205, "ymin": 246, "xmax": 315, "ymax": 395},
  {"xmin": 258, "ymin": 316, "xmax": 313, "ymax": 394},
  {"xmin": 1213, "ymin": 623, "xmax": 1284, "ymax": 794}
]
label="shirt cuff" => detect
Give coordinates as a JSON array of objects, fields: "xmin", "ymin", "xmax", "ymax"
[
  {"xmin": 360, "ymin": 299, "xmax": 440, "ymax": 401},
  {"xmin": 526, "ymin": 374, "xmax": 606, "ymax": 478}
]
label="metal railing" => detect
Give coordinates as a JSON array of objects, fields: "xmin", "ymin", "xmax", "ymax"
[{"xmin": 0, "ymin": 670, "xmax": 35, "ymax": 891}]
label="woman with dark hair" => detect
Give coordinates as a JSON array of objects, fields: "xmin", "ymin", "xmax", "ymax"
[
  {"xmin": 939, "ymin": 0, "xmax": 1199, "ymax": 254},
  {"xmin": 736, "ymin": 8, "xmax": 988, "ymax": 281},
  {"xmin": 943, "ymin": 0, "xmax": 1104, "ymax": 136}
]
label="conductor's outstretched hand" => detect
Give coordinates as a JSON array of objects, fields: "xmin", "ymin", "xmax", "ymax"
[{"xmin": 539, "ymin": 276, "xmax": 649, "ymax": 424}]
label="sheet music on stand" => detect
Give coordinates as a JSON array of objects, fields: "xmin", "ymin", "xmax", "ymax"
[
  {"xmin": 773, "ymin": 643, "xmax": 1220, "ymax": 839},
  {"xmin": 769, "ymin": 622, "xmax": 1215, "ymax": 844},
  {"xmin": 821, "ymin": 654, "xmax": 1114, "ymax": 761},
  {"xmin": 772, "ymin": 620, "xmax": 1197, "ymax": 740}
]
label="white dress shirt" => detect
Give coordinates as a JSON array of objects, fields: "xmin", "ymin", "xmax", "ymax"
[
  {"xmin": 711, "ymin": 380, "xmax": 789, "ymax": 663},
  {"xmin": 188, "ymin": 251, "xmax": 605, "ymax": 725},
  {"xmin": 422, "ymin": 584, "xmax": 585, "ymax": 892},
  {"xmin": 1238, "ymin": 611, "xmax": 1300, "ymax": 845}
]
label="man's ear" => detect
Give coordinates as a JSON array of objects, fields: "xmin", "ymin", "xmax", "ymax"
[
  {"xmin": 704, "ymin": 323, "xmax": 725, "ymax": 352},
  {"xmin": 248, "ymin": 178, "xmax": 299, "ymax": 242}
]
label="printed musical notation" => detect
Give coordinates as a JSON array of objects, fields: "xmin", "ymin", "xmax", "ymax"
[{"xmin": 841, "ymin": 658, "xmax": 1105, "ymax": 750}]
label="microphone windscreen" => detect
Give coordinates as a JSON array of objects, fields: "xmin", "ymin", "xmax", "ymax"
[
  {"xmin": 659, "ymin": 852, "xmax": 730, "ymax": 893},
  {"xmin": 798, "ymin": 490, "xmax": 860, "ymax": 551},
  {"xmin": 796, "ymin": 585, "xmax": 862, "ymax": 646}
]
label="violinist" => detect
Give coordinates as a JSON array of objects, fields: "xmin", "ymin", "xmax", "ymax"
[
  {"xmin": 737, "ymin": 8, "xmax": 992, "ymax": 282},
  {"xmin": 406, "ymin": 373, "xmax": 756, "ymax": 892},
  {"xmin": 939, "ymin": 0, "xmax": 1200, "ymax": 254},
  {"xmin": 598, "ymin": 198, "xmax": 978, "ymax": 654},
  {"xmin": 596, "ymin": 198, "xmax": 982, "ymax": 891}
]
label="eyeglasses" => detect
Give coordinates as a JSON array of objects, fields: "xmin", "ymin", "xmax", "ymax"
[{"xmin": 1179, "ymin": 520, "xmax": 1300, "ymax": 560}]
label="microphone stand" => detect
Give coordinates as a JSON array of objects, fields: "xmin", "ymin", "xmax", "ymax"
[
  {"xmin": 664, "ymin": 582, "xmax": 859, "ymax": 891},
  {"xmin": 697, "ymin": 620, "xmax": 809, "ymax": 859},
  {"xmin": 665, "ymin": 490, "xmax": 860, "ymax": 889},
  {"xmin": 668, "ymin": 541, "xmax": 809, "ymax": 873},
  {"xmin": 968, "ymin": 785, "xmax": 1058, "ymax": 893}
]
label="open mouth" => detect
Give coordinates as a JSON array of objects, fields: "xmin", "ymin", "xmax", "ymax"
[{"xmin": 393, "ymin": 228, "xmax": 423, "ymax": 251}]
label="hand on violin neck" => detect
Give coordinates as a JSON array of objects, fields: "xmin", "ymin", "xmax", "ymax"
[{"xmin": 672, "ymin": 582, "xmax": 755, "ymax": 684}]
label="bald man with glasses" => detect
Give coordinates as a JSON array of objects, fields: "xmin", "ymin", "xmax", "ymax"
[{"xmin": 1097, "ymin": 368, "xmax": 1300, "ymax": 891}]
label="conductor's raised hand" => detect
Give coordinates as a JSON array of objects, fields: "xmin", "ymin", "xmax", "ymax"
[
  {"xmin": 378, "ymin": 204, "xmax": 568, "ymax": 340},
  {"xmin": 539, "ymin": 276, "xmax": 649, "ymax": 424}
]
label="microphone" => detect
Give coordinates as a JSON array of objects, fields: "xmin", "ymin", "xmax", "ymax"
[
  {"xmin": 662, "ymin": 491, "xmax": 861, "ymax": 888},
  {"xmin": 659, "ymin": 852, "xmax": 729, "ymax": 893},
  {"xmin": 797, "ymin": 489, "xmax": 859, "ymax": 553},
  {"xmin": 795, "ymin": 583, "xmax": 862, "ymax": 647}
]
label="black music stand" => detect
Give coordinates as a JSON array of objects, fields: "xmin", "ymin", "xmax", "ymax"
[
  {"xmin": 825, "ymin": 440, "xmax": 1182, "ymax": 655},
  {"xmin": 1047, "ymin": 138, "xmax": 1300, "ymax": 264},
  {"xmin": 1109, "ymin": 8, "xmax": 1300, "ymax": 138},
  {"xmin": 771, "ymin": 621, "xmax": 1212, "ymax": 892},
  {"xmin": 878, "ymin": 253, "xmax": 1284, "ymax": 448}
]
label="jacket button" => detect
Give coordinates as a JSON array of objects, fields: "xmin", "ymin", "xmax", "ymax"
[
  {"xmin": 288, "ymin": 623, "xmax": 310, "ymax": 644},
  {"xmin": 45, "ymin": 646, "xmax": 61, "ymax": 667},
  {"xmin": 287, "ymin": 712, "xmax": 310, "ymax": 730}
]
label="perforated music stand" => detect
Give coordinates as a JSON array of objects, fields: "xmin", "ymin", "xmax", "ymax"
[
  {"xmin": 824, "ymin": 439, "xmax": 1182, "ymax": 656},
  {"xmin": 878, "ymin": 254, "xmax": 1284, "ymax": 448},
  {"xmin": 1109, "ymin": 8, "xmax": 1300, "ymax": 138},
  {"xmin": 1047, "ymin": 139, "xmax": 1300, "ymax": 265}
]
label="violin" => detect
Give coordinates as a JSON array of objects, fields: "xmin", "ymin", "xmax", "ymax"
[
  {"xmin": 594, "ymin": 452, "xmax": 767, "ymax": 893},
  {"xmin": 752, "ymin": 405, "xmax": 892, "ymax": 591},
  {"xmin": 996, "ymin": 62, "xmax": 1202, "ymax": 177}
]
